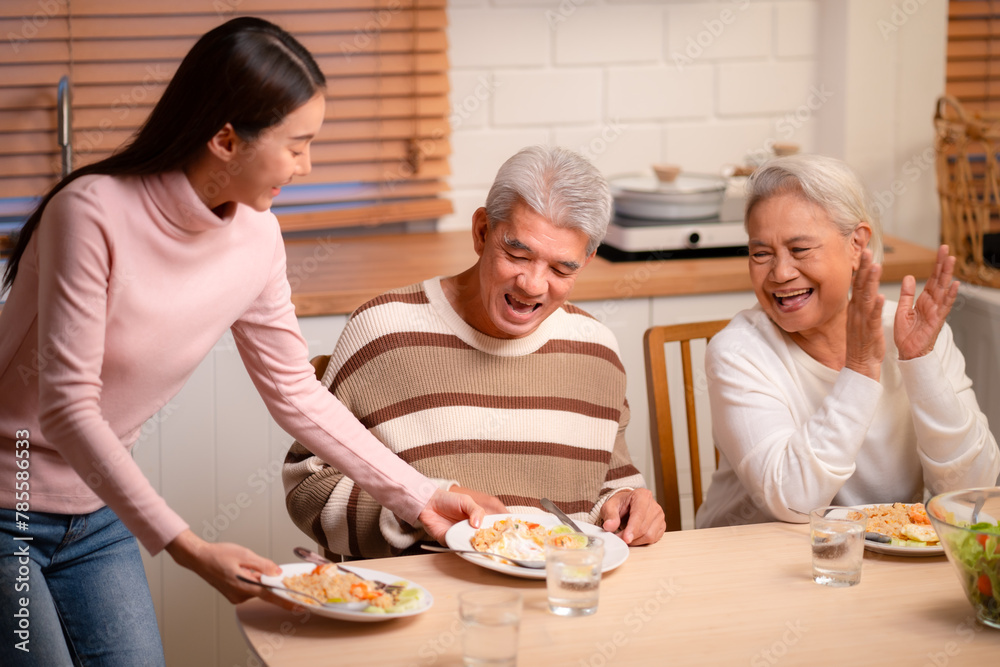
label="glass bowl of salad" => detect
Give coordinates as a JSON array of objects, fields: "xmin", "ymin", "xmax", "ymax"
[{"xmin": 927, "ymin": 487, "xmax": 1000, "ymax": 629}]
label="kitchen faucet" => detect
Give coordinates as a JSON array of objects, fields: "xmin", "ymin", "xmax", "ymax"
[{"xmin": 57, "ymin": 75, "xmax": 72, "ymax": 178}]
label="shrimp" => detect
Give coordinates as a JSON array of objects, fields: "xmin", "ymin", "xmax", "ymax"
[
  {"xmin": 472, "ymin": 526, "xmax": 501, "ymax": 551},
  {"xmin": 908, "ymin": 503, "xmax": 931, "ymax": 525}
]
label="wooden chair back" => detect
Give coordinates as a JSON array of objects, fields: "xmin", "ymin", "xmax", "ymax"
[
  {"xmin": 310, "ymin": 354, "xmax": 331, "ymax": 382},
  {"xmin": 643, "ymin": 320, "xmax": 729, "ymax": 531}
]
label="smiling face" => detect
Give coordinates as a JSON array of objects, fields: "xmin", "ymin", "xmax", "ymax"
[
  {"xmin": 747, "ymin": 192, "xmax": 869, "ymax": 346},
  {"xmin": 227, "ymin": 92, "xmax": 325, "ymax": 212},
  {"xmin": 458, "ymin": 202, "xmax": 594, "ymax": 339}
]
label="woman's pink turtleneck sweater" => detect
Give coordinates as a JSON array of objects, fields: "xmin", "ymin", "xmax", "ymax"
[{"xmin": 0, "ymin": 171, "xmax": 435, "ymax": 554}]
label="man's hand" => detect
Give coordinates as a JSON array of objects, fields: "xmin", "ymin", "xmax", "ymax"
[
  {"xmin": 599, "ymin": 489, "xmax": 666, "ymax": 545},
  {"xmin": 418, "ymin": 488, "xmax": 486, "ymax": 542},
  {"xmin": 449, "ymin": 485, "xmax": 508, "ymax": 514}
]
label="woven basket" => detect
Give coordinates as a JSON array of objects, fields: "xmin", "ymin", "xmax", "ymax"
[{"xmin": 934, "ymin": 95, "xmax": 1000, "ymax": 288}]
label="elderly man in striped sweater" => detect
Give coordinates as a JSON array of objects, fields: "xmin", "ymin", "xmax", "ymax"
[{"xmin": 283, "ymin": 145, "xmax": 666, "ymax": 559}]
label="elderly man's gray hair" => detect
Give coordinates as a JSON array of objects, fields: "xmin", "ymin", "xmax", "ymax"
[
  {"xmin": 485, "ymin": 145, "xmax": 613, "ymax": 256},
  {"xmin": 744, "ymin": 153, "xmax": 884, "ymax": 264}
]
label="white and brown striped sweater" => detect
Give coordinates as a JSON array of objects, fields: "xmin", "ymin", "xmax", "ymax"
[{"xmin": 283, "ymin": 277, "xmax": 645, "ymax": 558}]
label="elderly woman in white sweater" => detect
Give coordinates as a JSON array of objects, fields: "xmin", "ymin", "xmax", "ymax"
[{"xmin": 695, "ymin": 154, "xmax": 999, "ymax": 529}]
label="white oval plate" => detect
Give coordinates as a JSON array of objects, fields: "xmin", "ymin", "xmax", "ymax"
[
  {"xmin": 260, "ymin": 563, "xmax": 433, "ymax": 621},
  {"xmin": 444, "ymin": 512, "xmax": 629, "ymax": 579},
  {"xmin": 850, "ymin": 504, "xmax": 945, "ymax": 557}
]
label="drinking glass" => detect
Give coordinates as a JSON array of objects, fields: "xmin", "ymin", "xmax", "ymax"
[
  {"xmin": 545, "ymin": 533, "xmax": 603, "ymax": 616},
  {"xmin": 458, "ymin": 587, "xmax": 522, "ymax": 667},
  {"xmin": 810, "ymin": 506, "xmax": 867, "ymax": 587}
]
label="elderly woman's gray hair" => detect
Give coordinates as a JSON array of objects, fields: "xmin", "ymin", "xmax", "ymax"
[
  {"xmin": 744, "ymin": 153, "xmax": 884, "ymax": 263},
  {"xmin": 485, "ymin": 145, "xmax": 613, "ymax": 256}
]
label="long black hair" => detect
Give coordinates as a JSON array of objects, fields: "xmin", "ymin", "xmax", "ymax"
[{"xmin": 2, "ymin": 16, "xmax": 326, "ymax": 291}]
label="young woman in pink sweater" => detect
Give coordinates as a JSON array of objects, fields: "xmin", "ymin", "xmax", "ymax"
[{"xmin": 0, "ymin": 17, "xmax": 482, "ymax": 665}]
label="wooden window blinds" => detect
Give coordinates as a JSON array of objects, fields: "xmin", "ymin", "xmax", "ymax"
[
  {"xmin": 946, "ymin": 0, "xmax": 1000, "ymax": 115},
  {"xmin": 0, "ymin": 0, "xmax": 452, "ymax": 233}
]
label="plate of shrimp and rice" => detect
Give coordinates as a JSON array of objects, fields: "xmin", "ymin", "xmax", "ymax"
[{"xmin": 850, "ymin": 502, "xmax": 944, "ymax": 556}]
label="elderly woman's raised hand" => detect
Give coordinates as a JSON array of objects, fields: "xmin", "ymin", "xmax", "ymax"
[
  {"xmin": 845, "ymin": 248, "xmax": 886, "ymax": 381},
  {"xmin": 894, "ymin": 245, "xmax": 959, "ymax": 360}
]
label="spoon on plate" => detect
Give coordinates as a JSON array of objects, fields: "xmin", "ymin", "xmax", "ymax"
[
  {"xmin": 236, "ymin": 574, "xmax": 369, "ymax": 611},
  {"xmin": 420, "ymin": 544, "xmax": 546, "ymax": 569}
]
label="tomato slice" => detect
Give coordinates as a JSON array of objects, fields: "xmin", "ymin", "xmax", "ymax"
[
  {"xmin": 977, "ymin": 534, "xmax": 989, "ymax": 548},
  {"xmin": 977, "ymin": 574, "xmax": 992, "ymax": 596}
]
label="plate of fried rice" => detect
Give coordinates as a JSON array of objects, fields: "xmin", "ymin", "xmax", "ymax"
[
  {"xmin": 445, "ymin": 512, "xmax": 629, "ymax": 579},
  {"xmin": 260, "ymin": 563, "xmax": 432, "ymax": 621},
  {"xmin": 851, "ymin": 503, "xmax": 945, "ymax": 557}
]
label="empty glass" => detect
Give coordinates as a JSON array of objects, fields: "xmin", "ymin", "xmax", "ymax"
[{"xmin": 458, "ymin": 587, "xmax": 522, "ymax": 666}]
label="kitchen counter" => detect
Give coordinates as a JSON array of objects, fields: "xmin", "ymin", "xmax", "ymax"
[{"xmin": 286, "ymin": 231, "xmax": 940, "ymax": 316}]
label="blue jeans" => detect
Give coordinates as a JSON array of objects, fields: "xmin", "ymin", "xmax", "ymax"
[{"xmin": 0, "ymin": 506, "xmax": 165, "ymax": 666}]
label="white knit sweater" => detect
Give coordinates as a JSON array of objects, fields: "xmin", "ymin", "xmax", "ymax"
[{"xmin": 696, "ymin": 303, "xmax": 1000, "ymax": 528}]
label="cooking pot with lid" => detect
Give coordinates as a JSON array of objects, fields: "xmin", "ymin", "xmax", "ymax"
[{"xmin": 609, "ymin": 173, "xmax": 728, "ymax": 221}]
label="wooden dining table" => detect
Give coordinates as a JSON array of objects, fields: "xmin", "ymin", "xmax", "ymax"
[{"xmin": 235, "ymin": 521, "xmax": 999, "ymax": 666}]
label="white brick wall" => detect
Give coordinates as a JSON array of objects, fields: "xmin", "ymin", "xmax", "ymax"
[
  {"xmin": 449, "ymin": 9, "xmax": 550, "ymax": 67},
  {"xmin": 607, "ymin": 64, "xmax": 714, "ymax": 120},
  {"xmin": 666, "ymin": 2, "xmax": 773, "ymax": 61},
  {"xmin": 442, "ymin": 0, "xmax": 826, "ymax": 231},
  {"xmin": 775, "ymin": 1, "xmax": 819, "ymax": 58},
  {"xmin": 664, "ymin": 119, "xmax": 777, "ymax": 175},
  {"xmin": 448, "ymin": 71, "xmax": 493, "ymax": 130},
  {"xmin": 493, "ymin": 68, "xmax": 605, "ymax": 125},
  {"xmin": 555, "ymin": 123, "xmax": 662, "ymax": 178},
  {"xmin": 442, "ymin": 0, "xmax": 947, "ymax": 254},
  {"xmin": 450, "ymin": 128, "xmax": 551, "ymax": 187},
  {"xmin": 554, "ymin": 7, "xmax": 664, "ymax": 65},
  {"xmin": 716, "ymin": 60, "xmax": 817, "ymax": 115}
]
